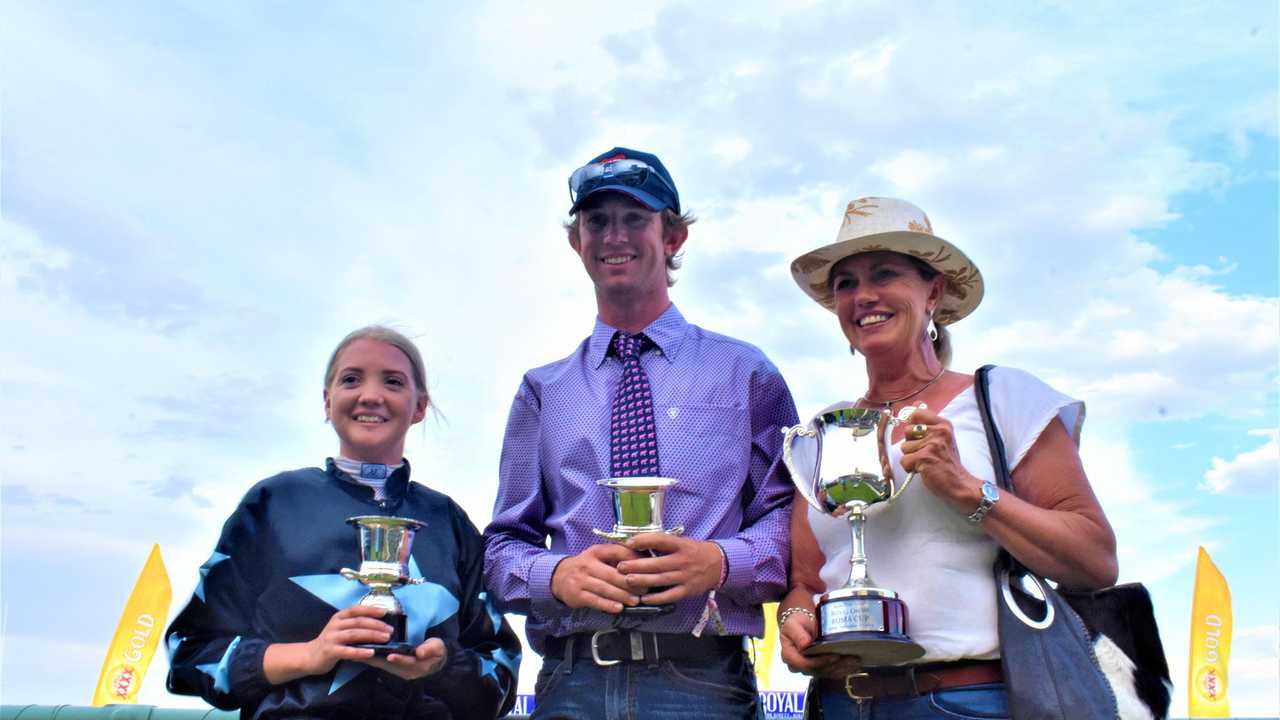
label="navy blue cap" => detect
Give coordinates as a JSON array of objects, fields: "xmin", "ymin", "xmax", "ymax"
[{"xmin": 568, "ymin": 146, "xmax": 681, "ymax": 215}]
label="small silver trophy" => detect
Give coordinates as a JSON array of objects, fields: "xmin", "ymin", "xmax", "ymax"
[
  {"xmin": 781, "ymin": 404, "xmax": 926, "ymax": 664},
  {"xmin": 593, "ymin": 477, "xmax": 683, "ymax": 616},
  {"xmin": 340, "ymin": 515, "xmax": 425, "ymax": 655}
]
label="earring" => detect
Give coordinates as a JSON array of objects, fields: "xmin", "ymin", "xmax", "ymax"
[
  {"xmin": 927, "ymin": 316, "xmax": 938, "ymax": 342},
  {"xmin": 849, "ymin": 344, "xmax": 858, "ymax": 357}
]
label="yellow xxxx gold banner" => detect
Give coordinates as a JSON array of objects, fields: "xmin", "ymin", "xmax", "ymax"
[
  {"xmin": 1187, "ymin": 546, "xmax": 1231, "ymax": 718},
  {"xmin": 755, "ymin": 602, "xmax": 778, "ymax": 690},
  {"xmin": 92, "ymin": 544, "xmax": 172, "ymax": 706}
]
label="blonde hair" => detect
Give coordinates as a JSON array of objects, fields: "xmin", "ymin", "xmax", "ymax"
[{"xmin": 323, "ymin": 326, "xmax": 430, "ymax": 404}]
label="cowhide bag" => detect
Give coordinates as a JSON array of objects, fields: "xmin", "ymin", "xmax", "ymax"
[{"xmin": 975, "ymin": 365, "xmax": 1172, "ymax": 720}]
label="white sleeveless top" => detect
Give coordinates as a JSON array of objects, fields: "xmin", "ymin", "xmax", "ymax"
[{"xmin": 806, "ymin": 366, "xmax": 1084, "ymax": 662}]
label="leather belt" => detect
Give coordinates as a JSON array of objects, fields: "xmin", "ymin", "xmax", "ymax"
[
  {"xmin": 543, "ymin": 630, "xmax": 743, "ymax": 666},
  {"xmin": 819, "ymin": 659, "xmax": 1003, "ymax": 701}
]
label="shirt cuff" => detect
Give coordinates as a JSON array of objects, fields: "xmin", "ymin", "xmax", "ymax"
[
  {"xmin": 528, "ymin": 552, "xmax": 570, "ymax": 618},
  {"xmin": 228, "ymin": 636, "xmax": 270, "ymax": 704},
  {"xmin": 714, "ymin": 538, "xmax": 754, "ymax": 594}
]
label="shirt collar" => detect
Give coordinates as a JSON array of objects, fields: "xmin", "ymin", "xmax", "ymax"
[
  {"xmin": 587, "ymin": 303, "xmax": 689, "ymax": 369},
  {"xmin": 326, "ymin": 457, "xmax": 411, "ymax": 500}
]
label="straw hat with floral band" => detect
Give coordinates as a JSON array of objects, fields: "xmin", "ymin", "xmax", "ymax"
[{"xmin": 790, "ymin": 197, "xmax": 983, "ymax": 328}]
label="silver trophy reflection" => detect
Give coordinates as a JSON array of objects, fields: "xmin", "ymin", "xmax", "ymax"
[
  {"xmin": 593, "ymin": 477, "xmax": 684, "ymax": 616},
  {"xmin": 340, "ymin": 515, "xmax": 425, "ymax": 655},
  {"xmin": 781, "ymin": 404, "xmax": 926, "ymax": 664}
]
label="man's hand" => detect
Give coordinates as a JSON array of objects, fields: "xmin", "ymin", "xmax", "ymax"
[
  {"xmin": 364, "ymin": 637, "xmax": 448, "ymax": 680},
  {"xmin": 616, "ymin": 534, "xmax": 723, "ymax": 604},
  {"xmin": 550, "ymin": 543, "xmax": 642, "ymax": 613}
]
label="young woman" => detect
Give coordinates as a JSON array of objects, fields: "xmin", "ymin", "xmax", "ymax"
[{"xmin": 166, "ymin": 326, "xmax": 521, "ymax": 719}]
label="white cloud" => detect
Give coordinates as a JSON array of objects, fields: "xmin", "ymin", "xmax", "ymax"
[
  {"xmin": 843, "ymin": 42, "xmax": 896, "ymax": 80},
  {"xmin": 711, "ymin": 136, "xmax": 752, "ymax": 164},
  {"xmin": 872, "ymin": 149, "xmax": 947, "ymax": 194},
  {"xmin": 1076, "ymin": 431, "xmax": 1220, "ymax": 583},
  {"xmin": 958, "ymin": 268, "xmax": 1278, "ymax": 423},
  {"xmin": 1203, "ymin": 430, "xmax": 1280, "ymax": 494},
  {"xmin": 1, "ymin": 217, "xmax": 72, "ymax": 275}
]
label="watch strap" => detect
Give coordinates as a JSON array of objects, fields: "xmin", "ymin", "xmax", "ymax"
[{"xmin": 967, "ymin": 483, "xmax": 997, "ymax": 523}]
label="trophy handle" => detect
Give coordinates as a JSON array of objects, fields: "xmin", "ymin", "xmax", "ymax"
[
  {"xmin": 592, "ymin": 528, "xmax": 630, "ymax": 543},
  {"xmin": 781, "ymin": 423, "xmax": 823, "ymax": 511},
  {"xmin": 340, "ymin": 567, "xmax": 361, "ymax": 581},
  {"xmin": 884, "ymin": 403, "xmax": 924, "ymax": 501},
  {"xmin": 889, "ymin": 470, "xmax": 917, "ymax": 502}
]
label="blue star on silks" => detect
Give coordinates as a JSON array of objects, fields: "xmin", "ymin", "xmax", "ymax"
[
  {"xmin": 195, "ymin": 635, "xmax": 240, "ymax": 693},
  {"xmin": 195, "ymin": 551, "xmax": 230, "ymax": 602},
  {"xmin": 479, "ymin": 647, "xmax": 522, "ymax": 686},
  {"xmin": 476, "ymin": 592, "xmax": 521, "ymax": 683},
  {"xmin": 479, "ymin": 591, "xmax": 503, "ymax": 634},
  {"xmin": 290, "ymin": 556, "xmax": 459, "ymax": 694},
  {"xmin": 167, "ymin": 631, "xmax": 185, "ymax": 657}
]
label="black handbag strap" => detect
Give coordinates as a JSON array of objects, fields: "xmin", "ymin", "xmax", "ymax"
[
  {"xmin": 974, "ymin": 364, "xmax": 1026, "ymax": 576},
  {"xmin": 973, "ymin": 365, "xmax": 1012, "ymax": 494}
]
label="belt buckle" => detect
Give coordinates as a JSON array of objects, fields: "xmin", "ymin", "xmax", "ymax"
[
  {"xmin": 590, "ymin": 629, "xmax": 621, "ymax": 667},
  {"xmin": 844, "ymin": 671, "xmax": 873, "ymax": 703}
]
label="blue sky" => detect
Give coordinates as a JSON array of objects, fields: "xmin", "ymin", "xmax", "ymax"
[{"xmin": 1, "ymin": 2, "xmax": 1276, "ymax": 716}]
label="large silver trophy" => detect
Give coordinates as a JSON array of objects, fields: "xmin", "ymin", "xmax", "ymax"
[
  {"xmin": 781, "ymin": 404, "xmax": 926, "ymax": 664},
  {"xmin": 593, "ymin": 477, "xmax": 684, "ymax": 616},
  {"xmin": 340, "ymin": 515, "xmax": 425, "ymax": 655}
]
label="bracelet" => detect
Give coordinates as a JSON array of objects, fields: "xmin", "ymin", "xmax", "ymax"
[
  {"xmin": 712, "ymin": 541, "xmax": 728, "ymax": 589},
  {"xmin": 778, "ymin": 606, "xmax": 816, "ymax": 626}
]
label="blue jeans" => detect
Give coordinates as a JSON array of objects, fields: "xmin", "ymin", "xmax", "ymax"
[
  {"xmin": 817, "ymin": 682, "xmax": 1009, "ymax": 719},
  {"xmin": 531, "ymin": 647, "xmax": 762, "ymax": 720}
]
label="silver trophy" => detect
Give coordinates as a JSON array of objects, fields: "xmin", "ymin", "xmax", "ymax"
[
  {"xmin": 593, "ymin": 477, "xmax": 684, "ymax": 616},
  {"xmin": 781, "ymin": 404, "xmax": 926, "ymax": 664},
  {"xmin": 340, "ymin": 515, "xmax": 425, "ymax": 655}
]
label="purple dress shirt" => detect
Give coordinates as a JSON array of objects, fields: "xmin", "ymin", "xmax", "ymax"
[{"xmin": 483, "ymin": 304, "xmax": 799, "ymax": 654}]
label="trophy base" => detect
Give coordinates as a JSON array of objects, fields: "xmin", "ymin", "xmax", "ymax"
[
  {"xmin": 804, "ymin": 591, "xmax": 925, "ymax": 665},
  {"xmin": 356, "ymin": 641, "xmax": 419, "ymax": 657},
  {"xmin": 802, "ymin": 632, "xmax": 926, "ymax": 663},
  {"xmin": 621, "ymin": 601, "xmax": 676, "ymax": 617},
  {"xmin": 355, "ymin": 612, "xmax": 412, "ymax": 656}
]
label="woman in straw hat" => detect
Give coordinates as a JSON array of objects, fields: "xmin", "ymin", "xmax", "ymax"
[{"xmin": 777, "ymin": 198, "xmax": 1117, "ymax": 718}]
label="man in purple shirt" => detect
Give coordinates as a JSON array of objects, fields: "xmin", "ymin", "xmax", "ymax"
[{"xmin": 483, "ymin": 146, "xmax": 798, "ymax": 719}]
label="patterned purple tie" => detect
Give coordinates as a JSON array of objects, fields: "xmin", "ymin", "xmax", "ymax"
[{"xmin": 610, "ymin": 332, "xmax": 660, "ymax": 477}]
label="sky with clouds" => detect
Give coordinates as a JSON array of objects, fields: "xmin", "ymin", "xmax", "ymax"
[{"xmin": 1, "ymin": 2, "xmax": 1276, "ymax": 716}]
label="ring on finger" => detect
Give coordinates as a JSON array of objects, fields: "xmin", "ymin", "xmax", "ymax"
[{"xmin": 906, "ymin": 423, "xmax": 928, "ymax": 441}]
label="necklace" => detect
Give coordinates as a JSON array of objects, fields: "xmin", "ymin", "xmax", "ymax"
[{"xmin": 862, "ymin": 367, "xmax": 945, "ymax": 410}]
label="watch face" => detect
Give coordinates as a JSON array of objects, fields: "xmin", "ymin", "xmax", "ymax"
[{"xmin": 982, "ymin": 482, "xmax": 1000, "ymax": 502}]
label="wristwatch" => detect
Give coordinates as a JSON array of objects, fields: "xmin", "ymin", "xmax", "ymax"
[{"xmin": 967, "ymin": 481, "xmax": 1000, "ymax": 523}]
